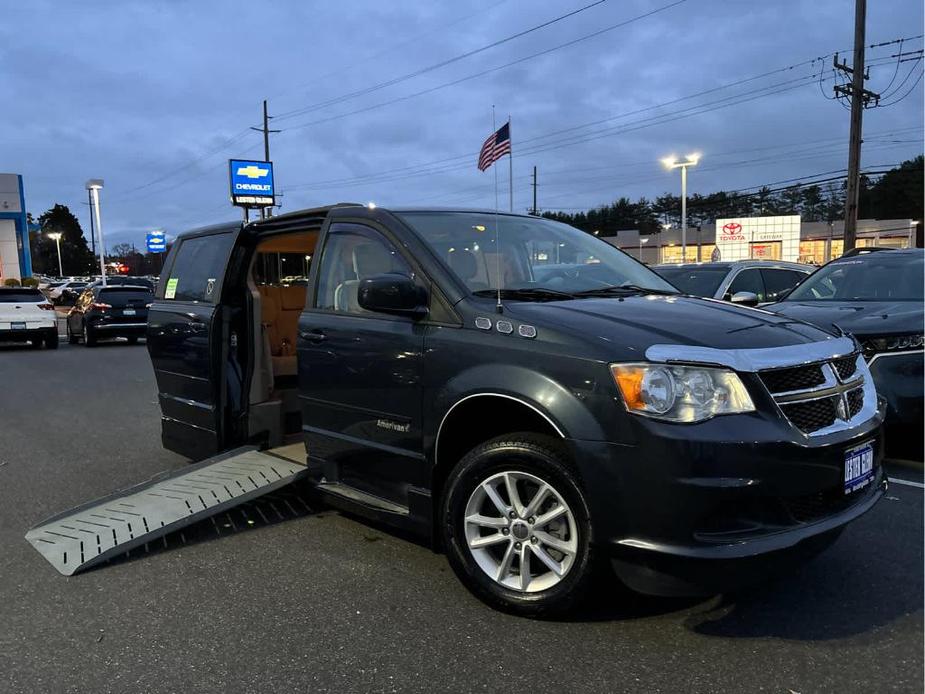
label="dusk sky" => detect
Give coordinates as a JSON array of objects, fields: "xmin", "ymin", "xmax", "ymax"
[{"xmin": 2, "ymin": 0, "xmax": 922, "ymax": 249}]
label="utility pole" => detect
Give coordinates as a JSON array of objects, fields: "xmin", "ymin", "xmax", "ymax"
[
  {"xmin": 834, "ymin": 0, "xmax": 879, "ymax": 251},
  {"xmin": 531, "ymin": 166, "xmax": 537, "ymax": 215},
  {"xmin": 251, "ymin": 99, "xmax": 280, "ymax": 219}
]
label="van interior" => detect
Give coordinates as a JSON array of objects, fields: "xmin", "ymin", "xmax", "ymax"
[{"xmin": 244, "ymin": 229, "xmax": 317, "ymax": 451}]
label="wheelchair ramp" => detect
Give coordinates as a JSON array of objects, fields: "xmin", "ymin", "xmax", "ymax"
[{"xmin": 25, "ymin": 447, "xmax": 307, "ymax": 576}]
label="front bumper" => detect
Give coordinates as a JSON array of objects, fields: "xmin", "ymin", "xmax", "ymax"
[
  {"xmin": 868, "ymin": 350, "xmax": 923, "ymax": 455},
  {"xmin": 570, "ymin": 403, "xmax": 886, "ymax": 596}
]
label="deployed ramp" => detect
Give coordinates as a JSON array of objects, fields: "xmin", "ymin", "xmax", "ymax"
[{"xmin": 26, "ymin": 446, "xmax": 307, "ymax": 576}]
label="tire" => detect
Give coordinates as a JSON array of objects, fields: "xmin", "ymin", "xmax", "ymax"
[
  {"xmin": 441, "ymin": 433, "xmax": 595, "ymax": 617},
  {"xmin": 126, "ymin": 336, "xmax": 139, "ymax": 345},
  {"xmin": 67, "ymin": 325, "xmax": 78, "ymax": 345},
  {"xmin": 45, "ymin": 331, "xmax": 59, "ymax": 349},
  {"xmin": 30, "ymin": 337, "xmax": 43, "ymax": 349},
  {"xmin": 83, "ymin": 324, "xmax": 96, "ymax": 347}
]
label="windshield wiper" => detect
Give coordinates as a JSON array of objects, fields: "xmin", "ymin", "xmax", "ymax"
[
  {"xmin": 472, "ymin": 287, "xmax": 576, "ymax": 301},
  {"xmin": 573, "ymin": 283, "xmax": 679, "ymax": 297}
]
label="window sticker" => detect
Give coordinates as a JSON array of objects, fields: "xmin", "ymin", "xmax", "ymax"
[{"xmin": 165, "ymin": 277, "xmax": 179, "ymax": 299}]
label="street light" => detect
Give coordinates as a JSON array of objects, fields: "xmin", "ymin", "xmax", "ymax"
[
  {"xmin": 661, "ymin": 154, "xmax": 700, "ymax": 263},
  {"xmin": 86, "ymin": 179, "xmax": 106, "ymax": 286},
  {"xmin": 48, "ymin": 232, "xmax": 63, "ymax": 277}
]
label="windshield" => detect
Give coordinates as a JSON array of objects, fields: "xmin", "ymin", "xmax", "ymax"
[
  {"xmin": 655, "ymin": 266, "xmax": 729, "ymax": 297},
  {"xmin": 786, "ymin": 252, "xmax": 923, "ymax": 302},
  {"xmin": 396, "ymin": 212, "xmax": 676, "ymax": 296}
]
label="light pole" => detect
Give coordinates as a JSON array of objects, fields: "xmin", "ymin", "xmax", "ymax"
[
  {"xmin": 661, "ymin": 154, "xmax": 700, "ymax": 262},
  {"xmin": 48, "ymin": 232, "xmax": 63, "ymax": 277},
  {"xmin": 86, "ymin": 179, "xmax": 106, "ymax": 286}
]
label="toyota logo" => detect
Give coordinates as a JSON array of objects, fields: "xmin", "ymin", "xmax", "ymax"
[{"xmin": 722, "ymin": 222, "xmax": 743, "ymax": 235}]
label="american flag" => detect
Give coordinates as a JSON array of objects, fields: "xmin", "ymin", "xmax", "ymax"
[{"xmin": 477, "ymin": 122, "xmax": 511, "ymax": 171}]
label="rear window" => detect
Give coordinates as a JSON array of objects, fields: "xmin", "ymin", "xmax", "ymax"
[
  {"xmin": 98, "ymin": 288, "xmax": 153, "ymax": 305},
  {"xmin": 162, "ymin": 233, "xmax": 235, "ymax": 302},
  {"xmin": 0, "ymin": 289, "xmax": 43, "ymax": 302}
]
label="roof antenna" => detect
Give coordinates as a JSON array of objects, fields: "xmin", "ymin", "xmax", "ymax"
[{"xmin": 492, "ymin": 106, "xmax": 503, "ymax": 314}]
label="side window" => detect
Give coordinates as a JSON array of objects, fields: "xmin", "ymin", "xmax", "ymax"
[
  {"xmin": 761, "ymin": 269, "xmax": 806, "ymax": 302},
  {"xmin": 726, "ymin": 268, "xmax": 765, "ymax": 301},
  {"xmin": 315, "ymin": 224, "xmax": 412, "ymax": 314},
  {"xmin": 163, "ymin": 233, "xmax": 236, "ymax": 303}
]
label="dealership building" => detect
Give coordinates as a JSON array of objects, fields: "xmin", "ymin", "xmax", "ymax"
[
  {"xmin": 0, "ymin": 173, "xmax": 32, "ymax": 282},
  {"xmin": 607, "ymin": 215, "xmax": 919, "ymax": 265}
]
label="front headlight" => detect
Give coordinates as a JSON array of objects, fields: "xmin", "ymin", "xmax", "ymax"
[{"xmin": 611, "ymin": 363, "xmax": 755, "ymax": 423}]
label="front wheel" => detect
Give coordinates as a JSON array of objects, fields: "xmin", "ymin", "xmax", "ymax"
[
  {"xmin": 441, "ymin": 433, "xmax": 595, "ymax": 616},
  {"xmin": 83, "ymin": 324, "xmax": 96, "ymax": 347}
]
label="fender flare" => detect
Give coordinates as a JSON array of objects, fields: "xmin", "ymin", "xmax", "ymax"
[{"xmin": 429, "ymin": 363, "xmax": 607, "ymax": 467}]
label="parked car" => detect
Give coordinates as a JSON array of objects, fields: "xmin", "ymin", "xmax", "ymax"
[
  {"xmin": 653, "ymin": 260, "xmax": 813, "ymax": 305},
  {"xmin": 47, "ymin": 280, "xmax": 89, "ymax": 301},
  {"xmin": 145, "ymin": 206, "xmax": 885, "ymax": 615},
  {"xmin": 67, "ymin": 285, "xmax": 153, "ymax": 346},
  {"xmin": 765, "ymin": 248, "xmax": 924, "ymax": 458},
  {"xmin": 0, "ymin": 287, "xmax": 58, "ymax": 349},
  {"xmin": 85, "ymin": 276, "xmax": 155, "ymax": 291}
]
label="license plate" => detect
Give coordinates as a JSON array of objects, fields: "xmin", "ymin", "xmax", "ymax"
[
  {"xmin": 844, "ymin": 441, "xmax": 874, "ymax": 495},
  {"xmin": 11, "ymin": 321, "xmax": 26, "ymax": 330},
  {"xmin": 123, "ymin": 309, "xmax": 136, "ymax": 316}
]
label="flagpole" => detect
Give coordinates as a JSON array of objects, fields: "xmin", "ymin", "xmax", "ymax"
[
  {"xmin": 508, "ymin": 115, "xmax": 513, "ymax": 212},
  {"xmin": 492, "ymin": 106, "xmax": 502, "ymax": 313}
]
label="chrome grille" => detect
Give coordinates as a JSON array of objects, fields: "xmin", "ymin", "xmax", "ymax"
[
  {"xmin": 760, "ymin": 364, "xmax": 826, "ymax": 394},
  {"xmin": 760, "ymin": 353, "xmax": 871, "ymax": 436},
  {"xmin": 780, "ymin": 397, "xmax": 839, "ymax": 434},
  {"xmin": 832, "ymin": 355, "xmax": 858, "ymax": 381}
]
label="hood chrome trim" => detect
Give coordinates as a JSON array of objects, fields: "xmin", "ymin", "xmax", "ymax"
[{"xmin": 645, "ymin": 335, "xmax": 857, "ymax": 373}]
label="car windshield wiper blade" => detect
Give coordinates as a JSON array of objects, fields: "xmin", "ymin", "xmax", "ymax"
[
  {"xmin": 472, "ymin": 287, "xmax": 576, "ymax": 301},
  {"xmin": 573, "ymin": 283, "xmax": 679, "ymax": 297}
]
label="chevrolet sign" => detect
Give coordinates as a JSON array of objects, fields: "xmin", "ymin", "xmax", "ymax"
[{"xmin": 229, "ymin": 159, "xmax": 275, "ymax": 208}]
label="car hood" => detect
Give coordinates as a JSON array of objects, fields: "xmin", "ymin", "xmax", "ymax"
[
  {"xmin": 765, "ymin": 300, "xmax": 923, "ymax": 338},
  {"xmin": 507, "ymin": 294, "xmax": 836, "ymax": 357}
]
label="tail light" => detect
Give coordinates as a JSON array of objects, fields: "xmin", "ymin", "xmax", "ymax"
[
  {"xmin": 37, "ymin": 303, "xmax": 54, "ymax": 310},
  {"xmin": 91, "ymin": 302, "xmax": 112, "ymax": 310}
]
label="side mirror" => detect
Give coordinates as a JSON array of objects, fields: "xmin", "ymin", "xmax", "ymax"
[
  {"xmin": 730, "ymin": 290, "xmax": 759, "ymax": 306},
  {"xmin": 358, "ymin": 273, "xmax": 428, "ymax": 319}
]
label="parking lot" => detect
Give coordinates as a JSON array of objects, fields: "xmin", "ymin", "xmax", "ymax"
[{"xmin": 0, "ymin": 341, "xmax": 920, "ymax": 693}]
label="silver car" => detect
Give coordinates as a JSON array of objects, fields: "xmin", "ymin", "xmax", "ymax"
[{"xmin": 654, "ymin": 260, "xmax": 814, "ymax": 306}]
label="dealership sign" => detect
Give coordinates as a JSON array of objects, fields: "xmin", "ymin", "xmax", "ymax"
[
  {"xmin": 229, "ymin": 159, "xmax": 275, "ymax": 208},
  {"xmin": 715, "ymin": 215, "xmax": 801, "ymax": 262},
  {"xmin": 146, "ymin": 230, "xmax": 167, "ymax": 253}
]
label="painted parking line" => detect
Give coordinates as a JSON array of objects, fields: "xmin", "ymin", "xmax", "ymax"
[{"xmin": 889, "ymin": 477, "xmax": 925, "ymax": 489}]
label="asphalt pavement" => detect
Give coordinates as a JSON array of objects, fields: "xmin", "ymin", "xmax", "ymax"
[{"xmin": 0, "ymin": 341, "xmax": 922, "ymax": 693}]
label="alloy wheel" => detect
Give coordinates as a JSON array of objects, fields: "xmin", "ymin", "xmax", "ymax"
[{"xmin": 463, "ymin": 470, "xmax": 578, "ymax": 593}]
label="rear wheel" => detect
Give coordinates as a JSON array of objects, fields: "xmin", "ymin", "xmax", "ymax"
[
  {"xmin": 126, "ymin": 336, "xmax": 139, "ymax": 345},
  {"xmin": 83, "ymin": 324, "xmax": 96, "ymax": 347},
  {"xmin": 45, "ymin": 331, "xmax": 58, "ymax": 349},
  {"xmin": 441, "ymin": 433, "xmax": 595, "ymax": 616}
]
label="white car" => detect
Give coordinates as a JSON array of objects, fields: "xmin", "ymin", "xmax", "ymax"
[
  {"xmin": 0, "ymin": 287, "xmax": 58, "ymax": 349},
  {"xmin": 47, "ymin": 280, "xmax": 89, "ymax": 301}
]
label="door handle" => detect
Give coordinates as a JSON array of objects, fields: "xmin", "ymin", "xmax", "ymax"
[{"xmin": 300, "ymin": 329, "xmax": 326, "ymax": 343}]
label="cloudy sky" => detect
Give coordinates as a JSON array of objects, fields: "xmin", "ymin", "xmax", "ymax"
[{"xmin": 2, "ymin": 0, "xmax": 922, "ymax": 249}]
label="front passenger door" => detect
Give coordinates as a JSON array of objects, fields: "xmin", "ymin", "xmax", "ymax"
[{"xmin": 298, "ymin": 222, "xmax": 425, "ymax": 506}]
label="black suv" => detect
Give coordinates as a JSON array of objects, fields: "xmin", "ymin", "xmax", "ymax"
[
  {"xmin": 766, "ymin": 248, "xmax": 923, "ymax": 458},
  {"xmin": 147, "ymin": 206, "xmax": 885, "ymax": 615},
  {"xmin": 68, "ymin": 285, "xmax": 153, "ymax": 346}
]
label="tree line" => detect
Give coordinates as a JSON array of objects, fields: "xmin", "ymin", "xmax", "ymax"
[
  {"xmin": 28, "ymin": 204, "xmax": 166, "ymax": 277},
  {"xmin": 541, "ymin": 155, "xmax": 923, "ymax": 237}
]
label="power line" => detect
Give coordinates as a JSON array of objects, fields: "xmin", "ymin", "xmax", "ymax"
[{"xmin": 273, "ymin": 0, "xmax": 619, "ymax": 121}]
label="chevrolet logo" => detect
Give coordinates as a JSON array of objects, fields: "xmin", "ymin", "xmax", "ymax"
[{"xmin": 237, "ymin": 165, "xmax": 269, "ymax": 179}]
